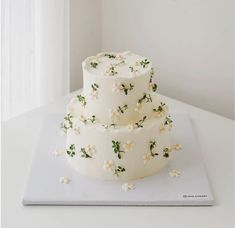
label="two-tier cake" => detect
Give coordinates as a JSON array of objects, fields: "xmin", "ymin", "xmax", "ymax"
[{"xmin": 61, "ymin": 51, "xmax": 175, "ymax": 181}]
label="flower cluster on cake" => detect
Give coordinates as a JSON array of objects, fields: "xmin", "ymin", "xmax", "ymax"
[{"xmin": 61, "ymin": 51, "xmax": 178, "ymax": 181}]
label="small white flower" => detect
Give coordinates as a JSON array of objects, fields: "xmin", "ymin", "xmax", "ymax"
[
  {"xmin": 143, "ymin": 152, "xmax": 152, "ymax": 164},
  {"xmin": 153, "ymin": 104, "xmax": 169, "ymax": 118},
  {"xmin": 70, "ymin": 97, "xmax": 78, "ymax": 105},
  {"xmin": 53, "ymin": 148, "xmax": 64, "ymax": 157},
  {"xmin": 105, "ymin": 64, "xmax": 117, "ymax": 76},
  {"xmin": 102, "ymin": 124, "xmax": 109, "ymax": 131},
  {"xmin": 172, "ymin": 144, "xmax": 182, "ymax": 151},
  {"xmin": 127, "ymin": 123, "xmax": 135, "ymax": 131},
  {"xmin": 123, "ymin": 140, "xmax": 134, "ymax": 152},
  {"xmin": 103, "ymin": 160, "xmax": 115, "ymax": 172},
  {"xmin": 90, "ymin": 90, "xmax": 98, "ymax": 99},
  {"xmin": 73, "ymin": 127, "xmax": 80, "ymax": 134},
  {"xmin": 169, "ymin": 169, "xmax": 181, "ymax": 178},
  {"xmin": 169, "ymin": 123, "xmax": 173, "ymax": 129},
  {"xmin": 63, "ymin": 119, "xmax": 70, "ymax": 129},
  {"xmin": 109, "ymin": 109, "xmax": 120, "ymax": 121},
  {"xmin": 72, "ymin": 118, "xmax": 80, "ymax": 134},
  {"xmin": 85, "ymin": 144, "xmax": 96, "ymax": 156},
  {"xmin": 112, "ymin": 82, "xmax": 122, "ymax": 92},
  {"xmin": 154, "ymin": 112, "xmax": 162, "ymax": 118},
  {"xmin": 135, "ymin": 61, "xmax": 140, "ymax": 66},
  {"xmin": 159, "ymin": 124, "xmax": 166, "ymax": 133},
  {"xmin": 163, "ymin": 104, "xmax": 168, "ymax": 111},
  {"xmin": 129, "ymin": 65, "xmax": 139, "ymax": 76},
  {"xmin": 94, "ymin": 57, "xmax": 100, "ymax": 63},
  {"xmin": 79, "ymin": 114, "xmax": 87, "ymax": 124},
  {"xmin": 66, "ymin": 104, "xmax": 75, "ymax": 114},
  {"xmin": 66, "ymin": 97, "xmax": 78, "ymax": 113},
  {"xmin": 134, "ymin": 102, "xmax": 143, "ymax": 113},
  {"xmin": 122, "ymin": 183, "xmax": 135, "ymax": 192},
  {"xmin": 115, "ymin": 54, "xmax": 124, "ymax": 61},
  {"xmin": 59, "ymin": 176, "xmax": 71, "ymax": 184}
]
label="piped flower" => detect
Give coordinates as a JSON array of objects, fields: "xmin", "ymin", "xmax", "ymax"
[
  {"xmin": 113, "ymin": 83, "xmax": 134, "ymax": 95},
  {"xmin": 53, "ymin": 148, "xmax": 64, "ymax": 157},
  {"xmin": 67, "ymin": 97, "xmax": 78, "ymax": 113},
  {"xmin": 102, "ymin": 123, "xmax": 117, "ymax": 131},
  {"xmin": 153, "ymin": 102, "xmax": 168, "ymax": 117},
  {"xmin": 103, "ymin": 160, "xmax": 115, "ymax": 172},
  {"xmin": 129, "ymin": 65, "xmax": 139, "ymax": 76},
  {"xmin": 77, "ymin": 95, "xmax": 87, "ymax": 107},
  {"xmin": 123, "ymin": 140, "xmax": 134, "ymax": 152},
  {"xmin": 59, "ymin": 176, "xmax": 71, "ymax": 184},
  {"xmin": 159, "ymin": 124, "xmax": 166, "ymax": 133},
  {"xmin": 105, "ymin": 64, "xmax": 118, "ymax": 76},
  {"xmin": 134, "ymin": 102, "xmax": 143, "ymax": 113},
  {"xmin": 135, "ymin": 61, "xmax": 140, "ymax": 66},
  {"xmin": 85, "ymin": 144, "xmax": 96, "ymax": 156},
  {"xmin": 80, "ymin": 144, "xmax": 95, "ymax": 158},
  {"xmin": 90, "ymin": 90, "xmax": 98, "ymax": 99},
  {"xmin": 109, "ymin": 109, "xmax": 120, "ymax": 121},
  {"xmin": 90, "ymin": 83, "xmax": 99, "ymax": 99},
  {"xmin": 79, "ymin": 114, "xmax": 87, "ymax": 124},
  {"xmin": 122, "ymin": 183, "xmax": 135, "ymax": 192},
  {"xmin": 169, "ymin": 169, "xmax": 181, "ymax": 178},
  {"xmin": 115, "ymin": 54, "xmax": 125, "ymax": 62},
  {"xmin": 172, "ymin": 144, "xmax": 182, "ymax": 151},
  {"xmin": 72, "ymin": 118, "xmax": 80, "ymax": 134},
  {"xmin": 60, "ymin": 113, "xmax": 73, "ymax": 133},
  {"xmin": 103, "ymin": 160, "xmax": 126, "ymax": 177},
  {"xmin": 143, "ymin": 152, "xmax": 152, "ymax": 164},
  {"xmin": 127, "ymin": 123, "xmax": 135, "ymax": 131},
  {"xmin": 112, "ymin": 82, "xmax": 122, "ymax": 92},
  {"xmin": 63, "ymin": 118, "xmax": 72, "ymax": 129}
]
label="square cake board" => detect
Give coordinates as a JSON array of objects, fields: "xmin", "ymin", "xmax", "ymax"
[{"xmin": 23, "ymin": 114, "xmax": 214, "ymax": 206}]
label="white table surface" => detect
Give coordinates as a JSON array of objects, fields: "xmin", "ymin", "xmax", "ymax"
[{"xmin": 2, "ymin": 92, "xmax": 234, "ymax": 228}]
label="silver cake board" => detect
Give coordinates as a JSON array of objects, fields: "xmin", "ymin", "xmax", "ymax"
[{"xmin": 23, "ymin": 114, "xmax": 214, "ymax": 206}]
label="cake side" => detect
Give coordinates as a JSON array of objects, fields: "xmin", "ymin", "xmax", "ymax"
[
  {"xmin": 68, "ymin": 51, "xmax": 159, "ymax": 125},
  {"xmin": 63, "ymin": 92, "xmax": 173, "ymax": 181},
  {"xmin": 65, "ymin": 102, "xmax": 172, "ymax": 181},
  {"xmin": 62, "ymin": 51, "xmax": 174, "ymax": 181}
]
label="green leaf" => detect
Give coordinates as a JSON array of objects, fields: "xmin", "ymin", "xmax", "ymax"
[{"xmin": 90, "ymin": 62, "xmax": 98, "ymax": 68}]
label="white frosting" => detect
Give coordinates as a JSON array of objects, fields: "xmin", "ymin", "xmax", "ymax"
[
  {"xmin": 75, "ymin": 51, "xmax": 155, "ymax": 125},
  {"xmin": 83, "ymin": 51, "xmax": 152, "ymax": 78},
  {"xmin": 64, "ymin": 51, "xmax": 173, "ymax": 181},
  {"xmin": 66, "ymin": 101, "xmax": 171, "ymax": 181}
]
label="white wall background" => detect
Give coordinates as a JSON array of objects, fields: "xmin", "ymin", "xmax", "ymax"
[
  {"xmin": 101, "ymin": 0, "xmax": 234, "ymax": 119},
  {"xmin": 70, "ymin": 0, "xmax": 102, "ymax": 91},
  {"xmin": 70, "ymin": 0, "xmax": 233, "ymax": 119}
]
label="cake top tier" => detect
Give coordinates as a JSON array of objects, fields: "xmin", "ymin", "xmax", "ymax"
[{"xmin": 83, "ymin": 51, "xmax": 152, "ymax": 78}]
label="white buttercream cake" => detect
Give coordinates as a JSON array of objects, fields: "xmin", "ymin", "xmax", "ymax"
[{"xmin": 61, "ymin": 51, "xmax": 175, "ymax": 181}]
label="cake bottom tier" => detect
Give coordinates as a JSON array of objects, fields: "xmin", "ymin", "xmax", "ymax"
[{"xmin": 66, "ymin": 116, "xmax": 171, "ymax": 181}]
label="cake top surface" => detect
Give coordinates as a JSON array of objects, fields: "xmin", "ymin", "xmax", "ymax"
[{"xmin": 83, "ymin": 51, "xmax": 152, "ymax": 78}]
